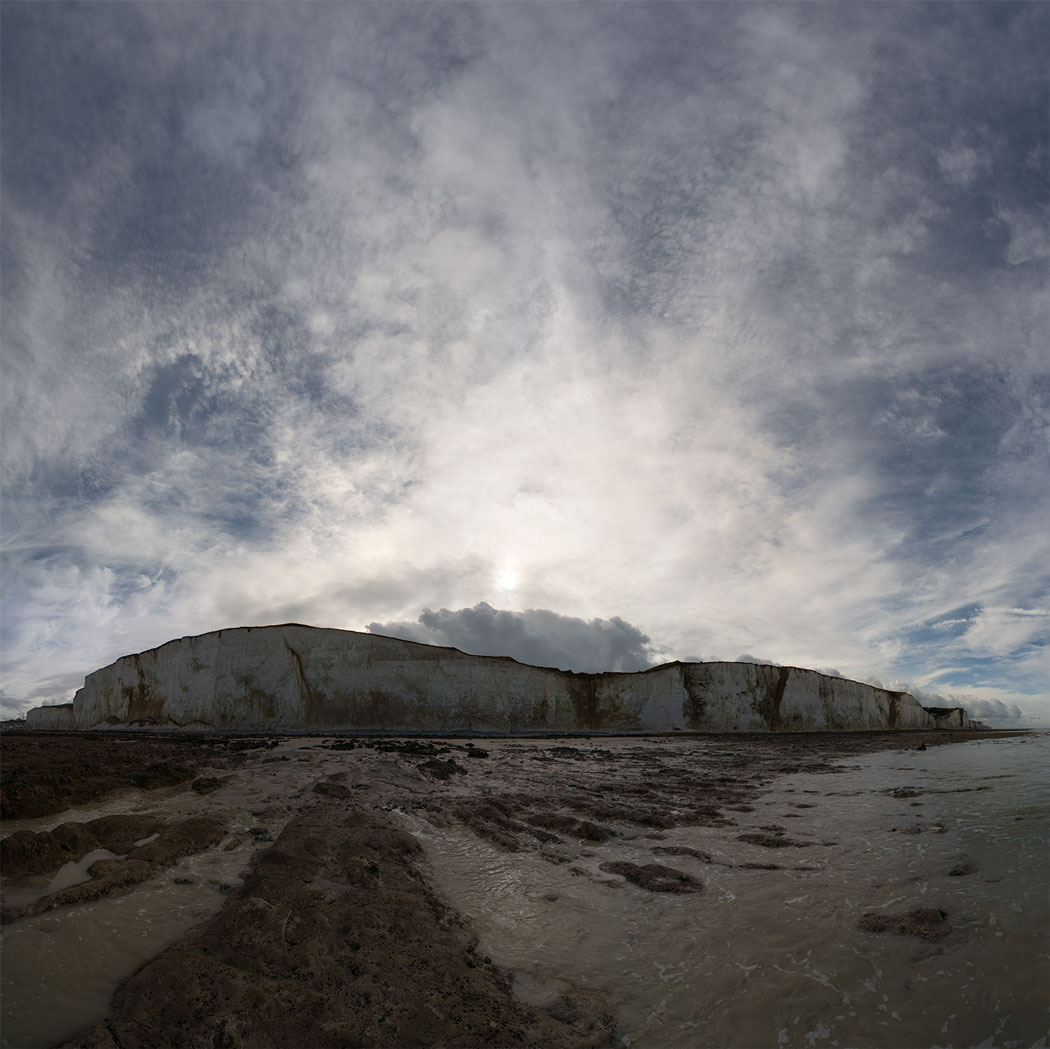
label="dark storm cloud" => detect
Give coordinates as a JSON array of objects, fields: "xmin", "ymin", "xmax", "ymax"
[{"xmin": 369, "ymin": 603, "xmax": 656, "ymax": 673}]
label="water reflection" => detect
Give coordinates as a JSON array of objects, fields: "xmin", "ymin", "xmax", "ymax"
[{"xmin": 406, "ymin": 735, "xmax": 1050, "ymax": 1048}]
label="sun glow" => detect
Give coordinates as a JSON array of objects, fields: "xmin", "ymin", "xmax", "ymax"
[{"xmin": 496, "ymin": 566, "xmax": 520, "ymax": 591}]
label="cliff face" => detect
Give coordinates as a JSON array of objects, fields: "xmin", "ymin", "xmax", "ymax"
[
  {"xmin": 24, "ymin": 703, "xmax": 75, "ymax": 730},
  {"xmin": 23, "ymin": 624, "xmax": 976, "ymax": 733}
]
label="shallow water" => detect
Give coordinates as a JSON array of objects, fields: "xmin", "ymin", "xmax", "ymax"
[
  {"xmin": 408, "ymin": 733, "xmax": 1050, "ymax": 1049},
  {"xmin": 0, "ymin": 844, "xmax": 253, "ymax": 1049},
  {"xmin": 0, "ymin": 744, "xmax": 312, "ymax": 1049}
]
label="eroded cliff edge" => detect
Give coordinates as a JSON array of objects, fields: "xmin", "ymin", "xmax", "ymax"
[{"xmin": 25, "ymin": 624, "xmax": 979, "ymax": 733}]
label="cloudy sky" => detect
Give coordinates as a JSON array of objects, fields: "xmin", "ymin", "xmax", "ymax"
[{"xmin": 2, "ymin": 3, "xmax": 1047, "ymax": 726}]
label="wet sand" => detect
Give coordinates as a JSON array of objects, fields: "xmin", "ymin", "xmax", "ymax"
[{"xmin": 0, "ymin": 729, "xmax": 1024, "ymax": 1048}]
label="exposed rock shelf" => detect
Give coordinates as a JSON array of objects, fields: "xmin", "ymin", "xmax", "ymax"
[{"xmin": 25, "ymin": 624, "xmax": 979, "ymax": 733}]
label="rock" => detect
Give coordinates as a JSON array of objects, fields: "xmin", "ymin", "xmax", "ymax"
[
  {"xmin": 598, "ymin": 861, "xmax": 704, "ymax": 893},
  {"xmin": 23, "ymin": 703, "xmax": 75, "ymax": 730},
  {"xmin": 857, "ymin": 907, "xmax": 951, "ymax": 940},
  {"xmin": 0, "ymin": 815, "xmax": 163, "ymax": 879},
  {"xmin": 131, "ymin": 818, "xmax": 225, "ymax": 866},
  {"xmin": 525, "ymin": 813, "xmax": 616, "ymax": 842},
  {"xmin": 923, "ymin": 706, "xmax": 983, "ymax": 730},
  {"xmin": 63, "ymin": 805, "xmax": 617, "ymax": 1049},
  {"xmin": 651, "ymin": 845, "xmax": 713, "ymax": 862},
  {"xmin": 948, "ymin": 858, "xmax": 976, "ymax": 877},
  {"xmin": 26, "ymin": 624, "xmax": 942, "ymax": 734},
  {"xmin": 85, "ymin": 857, "xmax": 125, "ymax": 879},
  {"xmin": 312, "ymin": 780, "xmax": 353, "ymax": 799},
  {"xmin": 129, "ymin": 763, "xmax": 196, "ymax": 790},
  {"xmin": 50, "ymin": 822, "xmax": 101, "ymax": 857},
  {"xmin": 87, "ymin": 815, "xmax": 165, "ymax": 854},
  {"xmin": 0, "ymin": 737, "xmax": 224, "ymax": 820},
  {"xmin": 2, "ymin": 817, "xmax": 225, "ymax": 922},
  {"xmin": 417, "ymin": 757, "xmax": 468, "ymax": 780},
  {"xmin": 737, "ymin": 832, "xmax": 812, "ymax": 848},
  {"xmin": 0, "ymin": 829, "xmax": 66, "ymax": 878}
]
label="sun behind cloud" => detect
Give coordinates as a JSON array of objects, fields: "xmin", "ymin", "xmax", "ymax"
[{"xmin": 495, "ymin": 565, "xmax": 520, "ymax": 592}]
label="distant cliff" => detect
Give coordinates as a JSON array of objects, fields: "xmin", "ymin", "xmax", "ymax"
[{"xmin": 24, "ymin": 624, "xmax": 981, "ymax": 733}]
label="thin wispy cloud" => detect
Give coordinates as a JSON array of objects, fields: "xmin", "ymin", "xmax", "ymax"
[{"xmin": 2, "ymin": 3, "xmax": 1047, "ymax": 724}]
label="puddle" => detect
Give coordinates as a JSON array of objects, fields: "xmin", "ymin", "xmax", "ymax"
[{"xmin": 2, "ymin": 849, "xmax": 124, "ymax": 913}]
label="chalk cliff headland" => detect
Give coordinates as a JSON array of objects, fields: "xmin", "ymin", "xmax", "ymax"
[{"xmin": 24, "ymin": 624, "xmax": 980, "ymax": 733}]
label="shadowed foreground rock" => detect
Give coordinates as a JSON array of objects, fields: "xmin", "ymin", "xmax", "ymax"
[
  {"xmin": 63, "ymin": 796, "xmax": 615, "ymax": 1049},
  {"xmin": 0, "ymin": 735, "xmax": 204, "ymax": 819},
  {"xmin": 857, "ymin": 907, "xmax": 952, "ymax": 940},
  {"xmin": 0, "ymin": 814, "xmax": 162, "ymax": 878},
  {"xmin": 599, "ymin": 860, "xmax": 704, "ymax": 893}
]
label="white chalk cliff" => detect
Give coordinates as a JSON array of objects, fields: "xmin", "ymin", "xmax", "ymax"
[{"xmin": 25, "ymin": 624, "xmax": 980, "ymax": 733}]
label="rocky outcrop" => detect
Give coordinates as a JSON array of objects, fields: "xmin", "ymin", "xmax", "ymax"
[
  {"xmin": 64, "ymin": 803, "xmax": 617, "ymax": 1049},
  {"xmin": 1, "ymin": 816, "xmax": 226, "ymax": 923},
  {"xmin": 22, "ymin": 624, "xmax": 979, "ymax": 734}
]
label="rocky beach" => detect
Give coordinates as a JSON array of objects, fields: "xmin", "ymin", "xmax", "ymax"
[{"xmin": 4, "ymin": 728, "xmax": 1044, "ymax": 1049}]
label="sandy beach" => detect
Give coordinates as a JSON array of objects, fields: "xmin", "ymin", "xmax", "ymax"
[{"xmin": 0, "ymin": 729, "xmax": 1036, "ymax": 1048}]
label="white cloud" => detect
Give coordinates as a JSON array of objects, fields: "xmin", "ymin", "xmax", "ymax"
[
  {"xmin": 964, "ymin": 698, "xmax": 1024, "ymax": 721},
  {"xmin": 931, "ymin": 617, "xmax": 970, "ymax": 632},
  {"xmin": 2, "ymin": 3, "xmax": 1046, "ymax": 718},
  {"xmin": 962, "ymin": 607, "xmax": 1050, "ymax": 658}
]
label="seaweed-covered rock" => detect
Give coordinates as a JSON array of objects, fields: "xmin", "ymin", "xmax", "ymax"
[
  {"xmin": 737, "ymin": 831, "xmax": 812, "ymax": 849},
  {"xmin": 63, "ymin": 804, "xmax": 616, "ymax": 1049},
  {"xmin": 599, "ymin": 861, "xmax": 703, "ymax": 893},
  {"xmin": 857, "ymin": 907, "xmax": 951, "ymax": 940}
]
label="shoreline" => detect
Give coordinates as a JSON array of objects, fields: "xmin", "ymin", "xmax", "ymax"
[
  {"xmin": 0, "ymin": 728, "xmax": 1024, "ymax": 823},
  {"xmin": 0, "ymin": 730, "xmax": 1036, "ymax": 1048}
]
